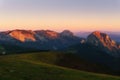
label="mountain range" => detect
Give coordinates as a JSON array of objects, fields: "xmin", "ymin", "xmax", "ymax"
[
  {"xmin": 0, "ymin": 29, "xmax": 82, "ymax": 53},
  {"xmin": 0, "ymin": 29, "xmax": 120, "ymax": 75},
  {"xmin": 0, "ymin": 29, "xmax": 120, "ymax": 55}
]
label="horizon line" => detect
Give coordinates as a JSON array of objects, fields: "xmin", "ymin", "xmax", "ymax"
[{"xmin": 0, "ymin": 29, "xmax": 120, "ymax": 33}]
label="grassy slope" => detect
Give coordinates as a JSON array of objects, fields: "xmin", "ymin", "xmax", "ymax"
[{"xmin": 0, "ymin": 52, "xmax": 120, "ymax": 80}]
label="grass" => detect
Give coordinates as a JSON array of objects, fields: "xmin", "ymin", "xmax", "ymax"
[{"xmin": 0, "ymin": 51, "xmax": 119, "ymax": 80}]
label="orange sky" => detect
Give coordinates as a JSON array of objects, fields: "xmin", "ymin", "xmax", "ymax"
[
  {"xmin": 0, "ymin": 0, "xmax": 120, "ymax": 32},
  {"xmin": 0, "ymin": 13, "xmax": 120, "ymax": 32}
]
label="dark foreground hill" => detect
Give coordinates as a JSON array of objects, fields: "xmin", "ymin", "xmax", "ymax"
[{"xmin": 0, "ymin": 52, "xmax": 120, "ymax": 80}]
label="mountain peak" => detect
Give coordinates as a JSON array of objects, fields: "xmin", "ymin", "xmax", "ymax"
[
  {"xmin": 87, "ymin": 31, "xmax": 120, "ymax": 56},
  {"xmin": 92, "ymin": 31, "xmax": 110, "ymax": 39},
  {"xmin": 92, "ymin": 31, "xmax": 101, "ymax": 36},
  {"xmin": 60, "ymin": 30, "xmax": 74, "ymax": 37},
  {"xmin": 9, "ymin": 30, "xmax": 36, "ymax": 42},
  {"xmin": 87, "ymin": 31, "xmax": 116, "ymax": 47}
]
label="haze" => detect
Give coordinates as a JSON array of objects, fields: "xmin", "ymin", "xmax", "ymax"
[{"xmin": 0, "ymin": 0, "xmax": 120, "ymax": 32}]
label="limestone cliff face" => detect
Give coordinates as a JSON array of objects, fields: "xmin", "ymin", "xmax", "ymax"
[
  {"xmin": 87, "ymin": 31, "xmax": 120, "ymax": 56},
  {"xmin": 9, "ymin": 30, "xmax": 36, "ymax": 42}
]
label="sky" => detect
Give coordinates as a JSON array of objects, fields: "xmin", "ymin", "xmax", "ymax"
[{"xmin": 0, "ymin": 0, "xmax": 120, "ymax": 32}]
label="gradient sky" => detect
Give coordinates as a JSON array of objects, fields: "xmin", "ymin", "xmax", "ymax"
[{"xmin": 0, "ymin": 0, "xmax": 120, "ymax": 32}]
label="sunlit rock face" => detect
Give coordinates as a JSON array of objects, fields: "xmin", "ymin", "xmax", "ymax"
[
  {"xmin": 9, "ymin": 30, "xmax": 36, "ymax": 42},
  {"xmin": 43, "ymin": 30, "xmax": 59, "ymax": 39},
  {"xmin": 87, "ymin": 31, "xmax": 120, "ymax": 56},
  {"xmin": 35, "ymin": 30, "xmax": 59, "ymax": 39}
]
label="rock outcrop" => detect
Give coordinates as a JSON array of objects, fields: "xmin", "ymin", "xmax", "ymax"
[{"xmin": 9, "ymin": 30, "xmax": 36, "ymax": 42}]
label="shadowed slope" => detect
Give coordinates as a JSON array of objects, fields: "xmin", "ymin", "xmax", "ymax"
[{"xmin": 0, "ymin": 52, "xmax": 120, "ymax": 80}]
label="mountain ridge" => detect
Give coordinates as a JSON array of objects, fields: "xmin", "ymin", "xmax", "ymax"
[
  {"xmin": 5, "ymin": 29, "xmax": 77, "ymax": 42},
  {"xmin": 0, "ymin": 29, "xmax": 82, "ymax": 52},
  {"xmin": 0, "ymin": 29, "xmax": 120, "ymax": 57}
]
